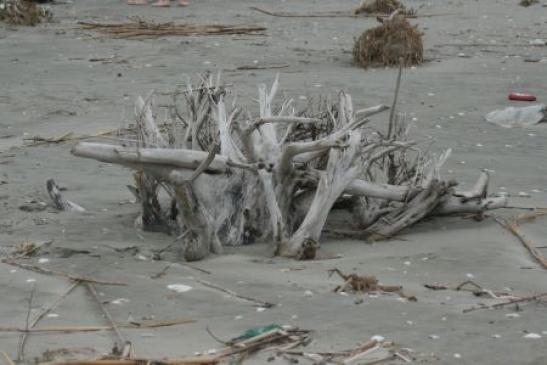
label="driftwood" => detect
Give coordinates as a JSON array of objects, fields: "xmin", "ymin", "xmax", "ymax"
[
  {"xmin": 71, "ymin": 75, "xmax": 507, "ymax": 260},
  {"xmin": 495, "ymin": 217, "xmax": 547, "ymax": 269},
  {"xmin": 79, "ymin": 20, "xmax": 266, "ymax": 39}
]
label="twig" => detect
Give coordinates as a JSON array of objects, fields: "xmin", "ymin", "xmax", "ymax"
[
  {"xmin": 150, "ymin": 264, "xmax": 172, "ymax": 279},
  {"xmin": 197, "ymin": 279, "xmax": 275, "ymax": 308},
  {"xmin": 86, "ymin": 283, "xmax": 131, "ymax": 355},
  {"xmin": 205, "ymin": 325, "xmax": 230, "ymax": 346},
  {"xmin": 0, "ymin": 259, "xmax": 127, "ymax": 286},
  {"xmin": 17, "ymin": 284, "xmax": 36, "ymax": 361},
  {"xmin": 463, "ymin": 293, "xmax": 547, "ymax": 313},
  {"xmin": 17, "ymin": 281, "xmax": 80, "ymax": 361},
  {"xmin": 1, "ymin": 352, "xmax": 15, "ymax": 365},
  {"xmin": 0, "ymin": 318, "xmax": 195, "ymax": 333},
  {"xmin": 387, "ymin": 59, "xmax": 403, "ymax": 139},
  {"xmin": 249, "ymin": 6, "xmax": 453, "ymax": 18},
  {"xmin": 495, "ymin": 217, "xmax": 547, "ymax": 269},
  {"xmin": 236, "ymin": 64, "xmax": 290, "ymax": 71}
]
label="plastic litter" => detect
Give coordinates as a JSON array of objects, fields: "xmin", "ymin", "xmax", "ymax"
[
  {"xmin": 509, "ymin": 92, "xmax": 537, "ymax": 102},
  {"xmin": 485, "ymin": 104, "xmax": 546, "ymax": 128}
]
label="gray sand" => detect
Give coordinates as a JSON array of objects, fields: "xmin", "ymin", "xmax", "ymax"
[{"xmin": 1, "ymin": 0, "xmax": 547, "ymax": 363}]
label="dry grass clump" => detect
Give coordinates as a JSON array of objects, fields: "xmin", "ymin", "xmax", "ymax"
[
  {"xmin": 0, "ymin": 0, "xmax": 52, "ymax": 26},
  {"xmin": 519, "ymin": 0, "xmax": 539, "ymax": 6},
  {"xmin": 355, "ymin": 0, "xmax": 415, "ymax": 15},
  {"xmin": 352, "ymin": 14, "xmax": 423, "ymax": 68}
]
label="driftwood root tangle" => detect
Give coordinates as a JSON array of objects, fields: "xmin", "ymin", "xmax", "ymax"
[
  {"xmin": 0, "ymin": 0, "xmax": 52, "ymax": 26},
  {"xmin": 71, "ymin": 75, "xmax": 506, "ymax": 261},
  {"xmin": 354, "ymin": 0, "xmax": 415, "ymax": 15}
]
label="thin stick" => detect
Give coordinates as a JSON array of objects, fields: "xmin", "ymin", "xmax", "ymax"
[
  {"xmin": 0, "ymin": 259, "xmax": 127, "ymax": 286},
  {"xmin": 17, "ymin": 284, "xmax": 36, "ymax": 361},
  {"xmin": 387, "ymin": 59, "xmax": 403, "ymax": 139},
  {"xmin": 17, "ymin": 281, "xmax": 79, "ymax": 361},
  {"xmin": 1, "ymin": 352, "xmax": 15, "ymax": 365},
  {"xmin": 0, "ymin": 318, "xmax": 196, "ymax": 333},
  {"xmin": 236, "ymin": 64, "xmax": 289, "ymax": 71},
  {"xmin": 197, "ymin": 279, "xmax": 274, "ymax": 308},
  {"xmin": 495, "ymin": 217, "xmax": 547, "ymax": 269},
  {"xmin": 86, "ymin": 283, "xmax": 129, "ymax": 353},
  {"xmin": 463, "ymin": 293, "xmax": 547, "ymax": 313},
  {"xmin": 249, "ymin": 6, "xmax": 452, "ymax": 19}
]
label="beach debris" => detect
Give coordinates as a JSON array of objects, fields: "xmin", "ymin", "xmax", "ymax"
[
  {"xmin": 328, "ymin": 268, "xmax": 417, "ymax": 301},
  {"xmin": 523, "ymin": 333, "xmax": 542, "ymax": 339},
  {"xmin": 79, "ymin": 19, "xmax": 266, "ymax": 39},
  {"xmin": 0, "ymin": 0, "xmax": 52, "ymax": 26},
  {"xmin": 0, "ymin": 259, "xmax": 127, "ymax": 286},
  {"xmin": 520, "ymin": 0, "xmax": 539, "ymax": 6},
  {"xmin": 463, "ymin": 292, "xmax": 547, "ymax": 313},
  {"xmin": 509, "ymin": 92, "xmax": 537, "ymax": 102},
  {"xmin": 71, "ymin": 74, "xmax": 507, "ymax": 261},
  {"xmin": 282, "ymin": 335, "xmax": 412, "ymax": 364},
  {"xmin": 485, "ymin": 104, "xmax": 546, "ymax": 128},
  {"xmin": 197, "ymin": 279, "xmax": 275, "ymax": 308},
  {"xmin": 0, "ymin": 317, "xmax": 195, "ymax": 334},
  {"xmin": 167, "ymin": 284, "xmax": 193, "ymax": 293},
  {"xmin": 46, "ymin": 179, "xmax": 85, "ymax": 212},
  {"xmin": 495, "ymin": 217, "xmax": 547, "ymax": 269},
  {"xmin": 353, "ymin": 11, "xmax": 423, "ymax": 68},
  {"xmin": 354, "ymin": 0, "xmax": 414, "ymax": 15},
  {"xmin": 529, "ymin": 38, "xmax": 546, "ymax": 46}
]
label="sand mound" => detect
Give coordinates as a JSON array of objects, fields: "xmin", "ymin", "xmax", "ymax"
[
  {"xmin": 352, "ymin": 14, "xmax": 423, "ymax": 68},
  {"xmin": 0, "ymin": 0, "xmax": 52, "ymax": 26},
  {"xmin": 354, "ymin": 0, "xmax": 414, "ymax": 15}
]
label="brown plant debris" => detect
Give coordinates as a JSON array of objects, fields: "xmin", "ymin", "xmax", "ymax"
[
  {"xmin": 353, "ymin": 13, "xmax": 423, "ymax": 68},
  {"xmin": 78, "ymin": 19, "xmax": 266, "ymax": 39},
  {"xmin": 328, "ymin": 268, "xmax": 417, "ymax": 301},
  {"xmin": 495, "ymin": 217, "xmax": 547, "ymax": 269},
  {"xmin": 0, "ymin": 0, "xmax": 52, "ymax": 26},
  {"xmin": 520, "ymin": 0, "xmax": 539, "ymax": 7},
  {"xmin": 355, "ymin": 0, "xmax": 415, "ymax": 15}
]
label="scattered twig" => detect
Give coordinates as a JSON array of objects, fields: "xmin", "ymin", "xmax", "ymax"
[
  {"xmin": 17, "ymin": 281, "xmax": 80, "ymax": 361},
  {"xmin": 236, "ymin": 64, "xmax": 290, "ymax": 71},
  {"xmin": 23, "ymin": 129, "xmax": 118, "ymax": 147},
  {"xmin": 2, "ymin": 352, "xmax": 15, "ymax": 365},
  {"xmin": 79, "ymin": 20, "xmax": 266, "ymax": 39},
  {"xmin": 495, "ymin": 217, "xmax": 547, "ymax": 269},
  {"xmin": 17, "ymin": 284, "xmax": 36, "ymax": 361},
  {"xmin": 0, "ymin": 259, "xmax": 127, "ymax": 286},
  {"xmin": 197, "ymin": 279, "xmax": 275, "ymax": 308},
  {"xmin": 463, "ymin": 293, "xmax": 547, "ymax": 313},
  {"xmin": 86, "ymin": 283, "xmax": 130, "ymax": 354},
  {"xmin": 150, "ymin": 264, "xmax": 172, "ymax": 279},
  {"xmin": 249, "ymin": 6, "xmax": 453, "ymax": 18},
  {"xmin": 0, "ymin": 317, "xmax": 195, "ymax": 333}
]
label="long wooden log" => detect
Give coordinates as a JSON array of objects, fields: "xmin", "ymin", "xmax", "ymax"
[{"xmin": 72, "ymin": 142, "xmax": 230, "ymax": 172}]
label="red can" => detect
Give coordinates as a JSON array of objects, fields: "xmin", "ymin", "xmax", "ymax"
[{"xmin": 509, "ymin": 92, "xmax": 537, "ymax": 102}]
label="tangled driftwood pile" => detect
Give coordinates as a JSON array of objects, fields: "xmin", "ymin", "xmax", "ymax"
[
  {"xmin": 353, "ymin": 11, "xmax": 423, "ymax": 68},
  {"xmin": 79, "ymin": 19, "xmax": 266, "ymax": 39},
  {"xmin": 72, "ymin": 74, "xmax": 507, "ymax": 261},
  {"xmin": 0, "ymin": 0, "xmax": 51, "ymax": 26},
  {"xmin": 354, "ymin": 0, "xmax": 414, "ymax": 15}
]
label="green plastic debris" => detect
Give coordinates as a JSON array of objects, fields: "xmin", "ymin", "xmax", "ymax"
[{"xmin": 233, "ymin": 323, "xmax": 282, "ymax": 342}]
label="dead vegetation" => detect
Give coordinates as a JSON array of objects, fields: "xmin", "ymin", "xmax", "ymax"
[
  {"xmin": 71, "ymin": 72, "xmax": 507, "ymax": 261},
  {"xmin": 519, "ymin": 0, "xmax": 539, "ymax": 7},
  {"xmin": 329, "ymin": 268, "xmax": 417, "ymax": 301},
  {"xmin": 0, "ymin": 0, "xmax": 52, "ymax": 26},
  {"xmin": 79, "ymin": 19, "xmax": 266, "ymax": 39},
  {"xmin": 354, "ymin": 0, "xmax": 415, "ymax": 16},
  {"xmin": 353, "ymin": 12, "xmax": 423, "ymax": 68}
]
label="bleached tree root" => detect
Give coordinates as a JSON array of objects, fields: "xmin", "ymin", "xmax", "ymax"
[{"xmin": 71, "ymin": 76, "xmax": 507, "ymax": 260}]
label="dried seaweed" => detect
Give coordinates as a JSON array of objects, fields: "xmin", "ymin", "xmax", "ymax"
[
  {"xmin": 353, "ymin": 14, "xmax": 423, "ymax": 68},
  {"xmin": 355, "ymin": 0, "xmax": 415, "ymax": 16}
]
